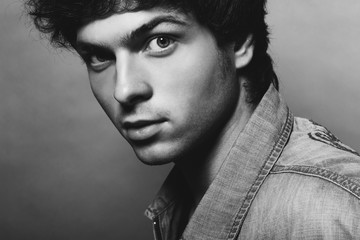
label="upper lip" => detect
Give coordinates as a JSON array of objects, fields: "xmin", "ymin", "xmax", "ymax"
[{"xmin": 122, "ymin": 119, "xmax": 166, "ymax": 129}]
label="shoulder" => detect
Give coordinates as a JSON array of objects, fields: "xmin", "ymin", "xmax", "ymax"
[
  {"xmin": 240, "ymin": 117, "xmax": 360, "ymax": 239},
  {"xmin": 281, "ymin": 116, "xmax": 359, "ymax": 161},
  {"xmin": 240, "ymin": 170, "xmax": 360, "ymax": 239},
  {"xmin": 281, "ymin": 116, "xmax": 359, "ymax": 162},
  {"xmin": 273, "ymin": 116, "xmax": 360, "ymax": 202},
  {"xmin": 277, "ymin": 116, "xmax": 360, "ymax": 188}
]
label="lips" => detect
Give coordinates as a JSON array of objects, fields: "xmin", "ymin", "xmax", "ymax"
[{"xmin": 122, "ymin": 119, "xmax": 166, "ymax": 141}]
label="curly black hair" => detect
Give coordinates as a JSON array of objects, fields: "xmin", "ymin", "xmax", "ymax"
[{"xmin": 25, "ymin": 0, "xmax": 278, "ymax": 103}]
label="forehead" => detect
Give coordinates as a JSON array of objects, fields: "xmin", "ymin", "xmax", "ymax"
[{"xmin": 76, "ymin": 8, "xmax": 192, "ymax": 47}]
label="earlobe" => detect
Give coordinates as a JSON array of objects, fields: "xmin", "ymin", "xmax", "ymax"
[{"xmin": 234, "ymin": 35, "xmax": 254, "ymax": 69}]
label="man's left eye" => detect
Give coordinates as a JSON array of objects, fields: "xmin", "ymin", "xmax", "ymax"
[{"xmin": 146, "ymin": 36, "xmax": 176, "ymax": 54}]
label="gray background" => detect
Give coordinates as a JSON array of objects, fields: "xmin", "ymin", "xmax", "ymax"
[{"xmin": 1, "ymin": 0, "xmax": 359, "ymax": 239}]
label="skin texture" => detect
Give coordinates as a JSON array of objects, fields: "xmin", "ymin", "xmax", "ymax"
[{"xmin": 76, "ymin": 8, "xmax": 245, "ymax": 166}]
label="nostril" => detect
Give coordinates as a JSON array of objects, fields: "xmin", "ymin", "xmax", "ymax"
[
  {"xmin": 114, "ymin": 81, "xmax": 153, "ymax": 107},
  {"xmin": 122, "ymin": 94, "xmax": 148, "ymax": 107}
]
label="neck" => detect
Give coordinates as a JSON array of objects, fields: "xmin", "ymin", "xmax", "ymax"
[{"xmin": 175, "ymin": 80, "xmax": 254, "ymax": 210}]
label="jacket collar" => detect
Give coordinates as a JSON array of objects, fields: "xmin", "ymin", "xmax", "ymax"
[{"xmin": 145, "ymin": 85, "xmax": 293, "ymax": 239}]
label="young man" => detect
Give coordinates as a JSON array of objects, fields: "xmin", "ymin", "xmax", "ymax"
[{"xmin": 26, "ymin": 0, "xmax": 360, "ymax": 239}]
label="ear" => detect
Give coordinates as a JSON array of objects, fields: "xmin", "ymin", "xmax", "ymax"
[{"xmin": 235, "ymin": 35, "xmax": 254, "ymax": 69}]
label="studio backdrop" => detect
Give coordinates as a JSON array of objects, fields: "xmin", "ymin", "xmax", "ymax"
[{"xmin": 0, "ymin": 0, "xmax": 359, "ymax": 239}]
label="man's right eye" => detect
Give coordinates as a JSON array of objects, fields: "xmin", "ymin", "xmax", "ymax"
[
  {"xmin": 81, "ymin": 50, "xmax": 114, "ymax": 72},
  {"xmin": 86, "ymin": 54, "xmax": 113, "ymax": 71}
]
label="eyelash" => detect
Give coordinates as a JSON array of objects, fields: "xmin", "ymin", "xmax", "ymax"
[
  {"xmin": 82, "ymin": 52, "xmax": 114, "ymax": 72},
  {"xmin": 144, "ymin": 35, "xmax": 177, "ymax": 56},
  {"xmin": 82, "ymin": 35, "xmax": 178, "ymax": 71}
]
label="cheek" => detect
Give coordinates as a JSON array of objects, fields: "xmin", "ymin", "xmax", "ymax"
[
  {"xmin": 88, "ymin": 68, "xmax": 118, "ymax": 120},
  {"xmin": 155, "ymin": 46, "xmax": 221, "ymax": 110},
  {"xmin": 151, "ymin": 48, "xmax": 237, "ymax": 143}
]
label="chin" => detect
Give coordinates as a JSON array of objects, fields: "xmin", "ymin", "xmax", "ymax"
[
  {"xmin": 134, "ymin": 151, "xmax": 174, "ymax": 166},
  {"xmin": 131, "ymin": 142, "xmax": 184, "ymax": 166}
]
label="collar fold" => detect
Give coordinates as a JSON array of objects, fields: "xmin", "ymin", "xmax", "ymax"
[{"xmin": 146, "ymin": 85, "xmax": 293, "ymax": 240}]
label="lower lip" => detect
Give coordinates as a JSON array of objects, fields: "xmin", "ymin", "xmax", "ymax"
[{"xmin": 126, "ymin": 122, "xmax": 164, "ymax": 142}]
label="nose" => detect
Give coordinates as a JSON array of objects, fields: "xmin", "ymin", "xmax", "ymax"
[{"xmin": 113, "ymin": 53, "xmax": 152, "ymax": 107}]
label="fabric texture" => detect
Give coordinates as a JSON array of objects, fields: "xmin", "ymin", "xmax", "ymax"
[{"xmin": 145, "ymin": 84, "xmax": 360, "ymax": 240}]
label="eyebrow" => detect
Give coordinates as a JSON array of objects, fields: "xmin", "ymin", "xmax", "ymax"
[
  {"xmin": 123, "ymin": 15, "xmax": 189, "ymax": 44},
  {"xmin": 76, "ymin": 14, "xmax": 190, "ymax": 51}
]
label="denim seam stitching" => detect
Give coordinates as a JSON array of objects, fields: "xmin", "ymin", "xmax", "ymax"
[
  {"xmin": 227, "ymin": 109, "xmax": 294, "ymax": 240},
  {"xmin": 271, "ymin": 165, "xmax": 360, "ymax": 200}
]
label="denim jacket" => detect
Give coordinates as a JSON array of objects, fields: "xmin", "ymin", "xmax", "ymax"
[{"xmin": 145, "ymin": 85, "xmax": 360, "ymax": 240}]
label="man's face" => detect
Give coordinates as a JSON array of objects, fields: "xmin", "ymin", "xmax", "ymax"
[{"xmin": 76, "ymin": 8, "xmax": 240, "ymax": 165}]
